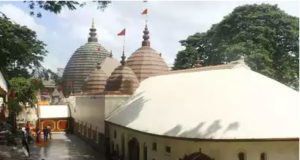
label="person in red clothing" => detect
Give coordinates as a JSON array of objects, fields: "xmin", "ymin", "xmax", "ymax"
[{"xmin": 25, "ymin": 121, "xmax": 30, "ymax": 136}]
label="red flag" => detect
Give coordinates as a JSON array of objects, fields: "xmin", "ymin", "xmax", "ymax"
[
  {"xmin": 97, "ymin": 46, "xmax": 101, "ymax": 52},
  {"xmin": 142, "ymin": 9, "xmax": 148, "ymax": 15},
  {"xmin": 117, "ymin": 28, "xmax": 126, "ymax": 36}
]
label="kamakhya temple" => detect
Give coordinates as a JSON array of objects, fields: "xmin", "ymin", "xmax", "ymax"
[{"xmin": 62, "ymin": 22, "xmax": 299, "ymax": 160}]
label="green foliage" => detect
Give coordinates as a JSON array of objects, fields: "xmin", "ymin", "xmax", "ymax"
[
  {"xmin": 8, "ymin": 77, "xmax": 44, "ymax": 114},
  {"xmin": 174, "ymin": 4, "xmax": 299, "ymax": 89},
  {"xmin": 0, "ymin": 16, "xmax": 47, "ymax": 80},
  {"xmin": 24, "ymin": 1, "xmax": 111, "ymax": 17}
]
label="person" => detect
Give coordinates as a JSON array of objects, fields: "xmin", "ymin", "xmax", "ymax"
[
  {"xmin": 43, "ymin": 127, "xmax": 48, "ymax": 142},
  {"xmin": 47, "ymin": 125, "xmax": 52, "ymax": 140},
  {"xmin": 25, "ymin": 121, "xmax": 30, "ymax": 136},
  {"xmin": 35, "ymin": 127, "xmax": 40, "ymax": 143},
  {"xmin": 21, "ymin": 129, "xmax": 30, "ymax": 157}
]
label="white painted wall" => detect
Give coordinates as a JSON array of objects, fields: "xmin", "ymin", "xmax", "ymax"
[
  {"xmin": 74, "ymin": 96, "xmax": 106, "ymax": 133},
  {"xmin": 70, "ymin": 95, "xmax": 130, "ymax": 134},
  {"xmin": 108, "ymin": 123, "xmax": 299, "ymax": 160}
]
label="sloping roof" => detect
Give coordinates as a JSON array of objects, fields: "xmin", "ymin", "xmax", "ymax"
[
  {"xmin": 106, "ymin": 63, "xmax": 299, "ymax": 140},
  {"xmin": 0, "ymin": 71, "xmax": 7, "ymax": 93},
  {"xmin": 42, "ymin": 79, "xmax": 56, "ymax": 88},
  {"xmin": 40, "ymin": 105, "xmax": 69, "ymax": 118}
]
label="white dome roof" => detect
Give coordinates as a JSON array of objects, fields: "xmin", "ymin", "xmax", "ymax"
[{"xmin": 106, "ymin": 63, "xmax": 299, "ymax": 140}]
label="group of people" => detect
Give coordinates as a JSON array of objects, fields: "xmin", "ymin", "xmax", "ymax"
[
  {"xmin": 19, "ymin": 122, "xmax": 53, "ymax": 158},
  {"xmin": 35, "ymin": 124, "xmax": 52, "ymax": 143}
]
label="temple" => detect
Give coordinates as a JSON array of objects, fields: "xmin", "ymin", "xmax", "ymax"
[
  {"xmin": 62, "ymin": 22, "xmax": 111, "ymax": 96},
  {"xmin": 61, "ymin": 21, "xmax": 299, "ymax": 160}
]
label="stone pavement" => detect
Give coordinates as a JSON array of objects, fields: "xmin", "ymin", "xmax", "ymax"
[
  {"xmin": 0, "ymin": 145, "xmax": 27, "ymax": 160},
  {"xmin": 29, "ymin": 133, "xmax": 106, "ymax": 160}
]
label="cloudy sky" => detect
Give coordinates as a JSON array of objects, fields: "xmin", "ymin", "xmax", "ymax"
[{"xmin": 0, "ymin": 1, "xmax": 298, "ymax": 72}]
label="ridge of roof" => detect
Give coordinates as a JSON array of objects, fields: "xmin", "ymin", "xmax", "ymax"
[{"xmin": 160, "ymin": 60, "xmax": 250, "ymax": 76}]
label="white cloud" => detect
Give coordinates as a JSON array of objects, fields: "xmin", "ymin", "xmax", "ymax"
[{"xmin": 0, "ymin": 4, "xmax": 46, "ymax": 35}]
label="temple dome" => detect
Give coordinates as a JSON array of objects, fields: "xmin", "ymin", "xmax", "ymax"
[
  {"xmin": 99, "ymin": 55, "xmax": 121, "ymax": 77},
  {"xmin": 105, "ymin": 54, "xmax": 139, "ymax": 95},
  {"xmin": 126, "ymin": 25, "xmax": 169, "ymax": 81},
  {"xmin": 62, "ymin": 22, "xmax": 110, "ymax": 96},
  {"xmin": 84, "ymin": 62, "xmax": 108, "ymax": 95}
]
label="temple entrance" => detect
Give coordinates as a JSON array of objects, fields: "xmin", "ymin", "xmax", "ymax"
[
  {"xmin": 182, "ymin": 152, "xmax": 213, "ymax": 160},
  {"xmin": 128, "ymin": 138, "xmax": 140, "ymax": 160}
]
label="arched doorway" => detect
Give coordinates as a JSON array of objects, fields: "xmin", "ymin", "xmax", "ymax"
[
  {"xmin": 128, "ymin": 138, "xmax": 140, "ymax": 160},
  {"xmin": 182, "ymin": 151, "xmax": 213, "ymax": 160}
]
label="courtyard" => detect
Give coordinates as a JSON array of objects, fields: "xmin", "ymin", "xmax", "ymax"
[{"xmin": 29, "ymin": 133, "xmax": 105, "ymax": 160}]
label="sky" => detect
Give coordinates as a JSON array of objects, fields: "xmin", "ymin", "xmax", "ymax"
[{"xmin": 0, "ymin": 1, "xmax": 299, "ymax": 72}]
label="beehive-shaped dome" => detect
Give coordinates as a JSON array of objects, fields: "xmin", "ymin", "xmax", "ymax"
[
  {"xmin": 126, "ymin": 25, "xmax": 169, "ymax": 81},
  {"xmin": 105, "ymin": 54, "xmax": 139, "ymax": 95},
  {"xmin": 99, "ymin": 55, "xmax": 121, "ymax": 77},
  {"xmin": 84, "ymin": 62, "xmax": 108, "ymax": 95},
  {"xmin": 62, "ymin": 22, "xmax": 110, "ymax": 96}
]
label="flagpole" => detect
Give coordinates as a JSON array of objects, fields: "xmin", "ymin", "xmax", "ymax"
[{"xmin": 123, "ymin": 34, "xmax": 125, "ymax": 55}]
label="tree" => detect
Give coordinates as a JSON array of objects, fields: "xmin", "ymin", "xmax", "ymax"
[
  {"xmin": 174, "ymin": 4, "xmax": 299, "ymax": 90},
  {"xmin": 0, "ymin": 16, "xmax": 47, "ymax": 80},
  {"xmin": 7, "ymin": 77, "xmax": 44, "ymax": 131},
  {"xmin": 23, "ymin": 1, "xmax": 111, "ymax": 17}
]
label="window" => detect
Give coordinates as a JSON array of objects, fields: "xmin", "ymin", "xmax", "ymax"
[
  {"xmin": 114, "ymin": 130, "xmax": 117, "ymax": 139},
  {"xmin": 152, "ymin": 142, "xmax": 157, "ymax": 151},
  {"xmin": 260, "ymin": 152, "xmax": 266, "ymax": 160},
  {"xmin": 166, "ymin": 146, "xmax": 171, "ymax": 153},
  {"xmin": 238, "ymin": 152, "xmax": 245, "ymax": 160}
]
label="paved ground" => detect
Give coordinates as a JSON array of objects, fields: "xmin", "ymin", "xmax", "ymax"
[
  {"xmin": 0, "ymin": 145, "xmax": 27, "ymax": 160},
  {"xmin": 29, "ymin": 133, "xmax": 106, "ymax": 160}
]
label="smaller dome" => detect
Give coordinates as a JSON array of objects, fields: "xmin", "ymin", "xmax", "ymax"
[
  {"xmin": 105, "ymin": 54, "xmax": 139, "ymax": 95},
  {"xmin": 84, "ymin": 62, "xmax": 108, "ymax": 95}
]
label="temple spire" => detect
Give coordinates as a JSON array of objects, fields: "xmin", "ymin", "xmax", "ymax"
[
  {"xmin": 88, "ymin": 18, "xmax": 98, "ymax": 42},
  {"xmin": 121, "ymin": 51, "xmax": 126, "ymax": 66},
  {"xmin": 92, "ymin": 18, "xmax": 95, "ymax": 28},
  {"xmin": 142, "ymin": 25, "xmax": 150, "ymax": 47}
]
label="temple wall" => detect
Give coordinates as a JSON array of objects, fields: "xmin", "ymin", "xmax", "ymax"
[
  {"xmin": 107, "ymin": 123, "xmax": 299, "ymax": 160},
  {"xmin": 73, "ymin": 96, "xmax": 106, "ymax": 133},
  {"xmin": 68, "ymin": 95, "xmax": 130, "ymax": 152}
]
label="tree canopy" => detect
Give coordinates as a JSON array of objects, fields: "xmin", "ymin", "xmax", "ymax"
[
  {"xmin": 7, "ymin": 77, "xmax": 43, "ymax": 114},
  {"xmin": 24, "ymin": 1, "xmax": 111, "ymax": 17},
  {"xmin": 7, "ymin": 77, "xmax": 44, "ymax": 131},
  {"xmin": 0, "ymin": 16, "xmax": 47, "ymax": 80},
  {"xmin": 174, "ymin": 4, "xmax": 299, "ymax": 90}
]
